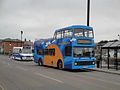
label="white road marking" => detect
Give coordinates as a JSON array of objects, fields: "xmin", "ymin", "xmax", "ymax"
[
  {"xmin": 16, "ymin": 66, "xmax": 28, "ymax": 71},
  {"xmin": 35, "ymin": 72, "xmax": 64, "ymax": 83}
]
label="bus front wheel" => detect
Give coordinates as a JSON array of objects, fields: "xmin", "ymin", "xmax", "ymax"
[
  {"xmin": 57, "ymin": 60, "xmax": 63, "ymax": 70},
  {"xmin": 38, "ymin": 59, "xmax": 43, "ymax": 66}
]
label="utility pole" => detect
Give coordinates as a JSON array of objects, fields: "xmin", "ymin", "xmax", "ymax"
[
  {"xmin": 87, "ymin": 0, "xmax": 90, "ymax": 26},
  {"xmin": 21, "ymin": 31, "xmax": 23, "ymax": 46}
]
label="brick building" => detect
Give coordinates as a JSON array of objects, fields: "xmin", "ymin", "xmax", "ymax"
[{"xmin": 0, "ymin": 38, "xmax": 33, "ymax": 54}]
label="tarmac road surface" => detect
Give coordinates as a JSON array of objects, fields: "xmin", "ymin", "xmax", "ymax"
[{"xmin": 0, "ymin": 55, "xmax": 120, "ymax": 90}]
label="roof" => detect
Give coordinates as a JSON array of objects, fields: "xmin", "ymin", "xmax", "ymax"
[
  {"xmin": 24, "ymin": 41, "xmax": 33, "ymax": 45},
  {"xmin": 102, "ymin": 42, "xmax": 114, "ymax": 47},
  {"xmin": 102, "ymin": 41, "xmax": 120, "ymax": 49},
  {"xmin": 110, "ymin": 41, "xmax": 120, "ymax": 47},
  {"xmin": 2, "ymin": 38, "xmax": 21, "ymax": 42},
  {"xmin": 0, "ymin": 39, "xmax": 2, "ymax": 42},
  {"xmin": 55, "ymin": 25, "xmax": 93, "ymax": 32}
]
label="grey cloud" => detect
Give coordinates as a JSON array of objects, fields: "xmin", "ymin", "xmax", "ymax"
[{"xmin": 0, "ymin": 0, "xmax": 120, "ymax": 42}]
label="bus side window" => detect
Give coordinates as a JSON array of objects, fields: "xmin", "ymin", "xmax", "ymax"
[
  {"xmin": 56, "ymin": 31, "xmax": 62, "ymax": 39},
  {"xmin": 64, "ymin": 30, "xmax": 68, "ymax": 38},
  {"xmin": 61, "ymin": 30, "xmax": 64, "ymax": 38},
  {"xmin": 65, "ymin": 46, "xmax": 72, "ymax": 56},
  {"xmin": 49, "ymin": 49, "xmax": 55, "ymax": 56},
  {"xmin": 67, "ymin": 29, "xmax": 72, "ymax": 38},
  {"xmin": 32, "ymin": 49, "xmax": 34, "ymax": 53},
  {"xmin": 37, "ymin": 49, "xmax": 55, "ymax": 56},
  {"xmin": 64, "ymin": 29, "xmax": 72, "ymax": 38},
  {"xmin": 44, "ymin": 49, "xmax": 49, "ymax": 55},
  {"xmin": 53, "ymin": 32, "xmax": 57, "ymax": 39},
  {"xmin": 37, "ymin": 49, "xmax": 44, "ymax": 55}
]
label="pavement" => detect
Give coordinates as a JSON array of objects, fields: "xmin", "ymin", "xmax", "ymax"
[{"xmin": 93, "ymin": 67, "xmax": 120, "ymax": 75}]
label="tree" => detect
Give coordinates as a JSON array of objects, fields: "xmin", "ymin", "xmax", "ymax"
[{"xmin": 98, "ymin": 40, "xmax": 108, "ymax": 45}]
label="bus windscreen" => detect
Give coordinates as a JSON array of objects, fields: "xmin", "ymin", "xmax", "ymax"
[{"xmin": 74, "ymin": 28, "xmax": 93, "ymax": 38}]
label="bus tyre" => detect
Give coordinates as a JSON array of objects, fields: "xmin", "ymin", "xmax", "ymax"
[
  {"xmin": 57, "ymin": 61, "xmax": 63, "ymax": 70},
  {"xmin": 38, "ymin": 59, "xmax": 43, "ymax": 66}
]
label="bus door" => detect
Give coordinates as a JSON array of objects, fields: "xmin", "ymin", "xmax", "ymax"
[{"xmin": 64, "ymin": 46, "xmax": 72, "ymax": 68}]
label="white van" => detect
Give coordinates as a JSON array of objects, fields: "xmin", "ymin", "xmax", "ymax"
[{"xmin": 11, "ymin": 47, "xmax": 33, "ymax": 60}]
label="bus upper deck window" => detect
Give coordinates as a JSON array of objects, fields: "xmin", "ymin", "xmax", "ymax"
[
  {"xmin": 68, "ymin": 29, "xmax": 72, "ymax": 37},
  {"xmin": 56, "ymin": 31, "xmax": 61, "ymax": 39},
  {"xmin": 74, "ymin": 28, "xmax": 84, "ymax": 37},
  {"xmin": 53, "ymin": 32, "xmax": 57, "ymax": 39},
  {"xmin": 89, "ymin": 30, "xmax": 93, "ymax": 37},
  {"xmin": 64, "ymin": 30, "xmax": 69, "ymax": 38},
  {"xmin": 64, "ymin": 29, "xmax": 72, "ymax": 38},
  {"xmin": 84, "ymin": 29, "xmax": 93, "ymax": 37},
  {"xmin": 74, "ymin": 28, "xmax": 93, "ymax": 38},
  {"xmin": 84, "ymin": 30, "xmax": 89, "ymax": 37}
]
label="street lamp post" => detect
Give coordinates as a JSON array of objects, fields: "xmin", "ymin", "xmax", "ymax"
[
  {"xmin": 21, "ymin": 31, "xmax": 23, "ymax": 46},
  {"xmin": 87, "ymin": 0, "xmax": 90, "ymax": 26}
]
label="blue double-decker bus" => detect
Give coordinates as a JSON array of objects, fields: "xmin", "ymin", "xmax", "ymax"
[{"xmin": 34, "ymin": 25, "xmax": 96, "ymax": 69}]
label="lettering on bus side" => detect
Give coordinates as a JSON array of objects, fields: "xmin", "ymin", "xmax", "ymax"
[
  {"xmin": 58, "ymin": 42, "xmax": 70, "ymax": 45},
  {"xmin": 37, "ymin": 48, "xmax": 55, "ymax": 56},
  {"xmin": 77, "ymin": 39, "xmax": 91, "ymax": 44}
]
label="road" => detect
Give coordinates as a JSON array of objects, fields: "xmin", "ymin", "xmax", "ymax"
[{"xmin": 0, "ymin": 55, "xmax": 120, "ymax": 90}]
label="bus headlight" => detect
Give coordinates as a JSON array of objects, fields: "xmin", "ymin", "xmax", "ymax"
[
  {"xmin": 75, "ymin": 62, "xmax": 77, "ymax": 66},
  {"xmin": 92, "ymin": 62, "xmax": 95, "ymax": 65}
]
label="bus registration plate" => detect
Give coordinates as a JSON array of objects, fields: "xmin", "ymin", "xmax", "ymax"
[{"xmin": 83, "ymin": 66, "xmax": 88, "ymax": 68}]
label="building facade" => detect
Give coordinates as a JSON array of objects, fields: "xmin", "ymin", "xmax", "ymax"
[{"xmin": 0, "ymin": 38, "xmax": 33, "ymax": 54}]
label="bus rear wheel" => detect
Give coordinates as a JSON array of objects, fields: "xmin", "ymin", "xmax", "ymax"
[
  {"xmin": 38, "ymin": 59, "xmax": 43, "ymax": 66},
  {"xmin": 57, "ymin": 60, "xmax": 63, "ymax": 70}
]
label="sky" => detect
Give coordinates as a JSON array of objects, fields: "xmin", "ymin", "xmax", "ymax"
[{"xmin": 0, "ymin": 0, "xmax": 120, "ymax": 42}]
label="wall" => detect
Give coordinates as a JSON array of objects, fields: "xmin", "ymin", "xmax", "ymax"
[{"xmin": 3, "ymin": 41, "xmax": 23, "ymax": 54}]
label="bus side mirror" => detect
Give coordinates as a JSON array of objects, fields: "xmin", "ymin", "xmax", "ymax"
[
  {"xmin": 19, "ymin": 49, "xmax": 22, "ymax": 53},
  {"xmin": 32, "ymin": 49, "xmax": 34, "ymax": 53},
  {"xmin": 92, "ymin": 50, "xmax": 95, "ymax": 57}
]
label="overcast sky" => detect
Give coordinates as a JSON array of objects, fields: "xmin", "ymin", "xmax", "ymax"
[{"xmin": 0, "ymin": 0, "xmax": 120, "ymax": 42}]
